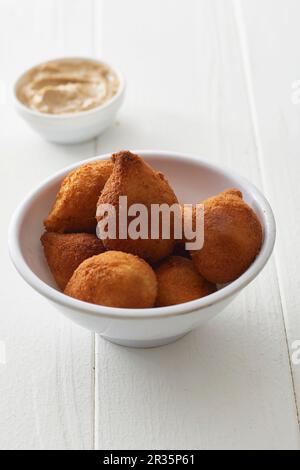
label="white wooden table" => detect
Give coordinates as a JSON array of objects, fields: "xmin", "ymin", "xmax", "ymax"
[{"xmin": 1, "ymin": 0, "xmax": 300, "ymax": 450}]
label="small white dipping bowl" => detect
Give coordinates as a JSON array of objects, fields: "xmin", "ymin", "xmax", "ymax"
[
  {"xmin": 13, "ymin": 57, "xmax": 125, "ymax": 144},
  {"xmin": 8, "ymin": 151, "xmax": 276, "ymax": 348}
]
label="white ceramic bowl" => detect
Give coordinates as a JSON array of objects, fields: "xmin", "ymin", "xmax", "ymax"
[
  {"xmin": 13, "ymin": 57, "xmax": 125, "ymax": 144},
  {"xmin": 8, "ymin": 151, "xmax": 276, "ymax": 348}
]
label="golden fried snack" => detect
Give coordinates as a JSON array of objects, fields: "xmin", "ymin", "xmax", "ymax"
[
  {"xmin": 96, "ymin": 151, "xmax": 178, "ymax": 263},
  {"xmin": 190, "ymin": 188, "xmax": 263, "ymax": 284},
  {"xmin": 155, "ymin": 256, "xmax": 216, "ymax": 307},
  {"xmin": 64, "ymin": 251, "xmax": 157, "ymax": 308},
  {"xmin": 41, "ymin": 232, "xmax": 105, "ymax": 290},
  {"xmin": 44, "ymin": 159, "xmax": 113, "ymax": 233}
]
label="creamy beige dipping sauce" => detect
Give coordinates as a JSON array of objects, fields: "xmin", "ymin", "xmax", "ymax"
[{"xmin": 17, "ymin": 59, "xmax": 120, "ymax": 115}]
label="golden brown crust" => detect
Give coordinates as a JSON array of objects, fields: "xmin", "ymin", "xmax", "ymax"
[
  {"xmin": 155, "ymin": 256, "xmax": 216, "ymax": 307},
  {"xmin": 220, "ymin": 188, "xmax": 243, "ymax": 199},
  {"xmin": 190, "ymin": 189, "xmax": 263, "ymax": 283},
  {"xmin": 64, "ymin": 251, "xmax": 157, "ymax": 308},
  {"xmin": 41, "ymin": 232, "xmax": 105, "ymax": 290},
  {"xmin": 44, "ymin": 159, "xmax": 113, "ymax": 233},
  {"xmin": 96, "ymin": 151, "xmax": 178, "ymax": 262}
]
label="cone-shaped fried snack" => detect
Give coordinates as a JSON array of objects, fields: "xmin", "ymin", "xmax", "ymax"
[
  {"xmin": 155, "ymin": 256, "xmax": 216, "ymax": 307},
  {"xmin": 64, "ymin": 251, "xmax": 157, "ymax": 308},
  {"xmin": 41, "ymin": 232, "xmax": 105, "ymax": 290},
  {"xmin": 44, "ymin": 160, "xmax": 113, "ymax": 233},
  {"xmin": 190, "ymin": 189, "xmax": 263, "ymax": 284},
  {"xmin": 96, "ymin": 151, "xmax": 178, "ymax": 262}
]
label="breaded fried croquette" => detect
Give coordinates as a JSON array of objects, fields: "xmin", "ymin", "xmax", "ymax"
[
  {"xmin": 41, "ymin": 232, "xmax": 105, "ymax": 290},
  {"xmin": 44, "ymin": 159, "xmax": 113, "ymax": 233},
  {"xmin": 64, "ymin": 251, "xmax": 157, "ymax": 308},
  {"xmin": 96, "ymin": 151, "xmax": 178, "ymax": 263},
  {"xmin": 155, "ymin": 256, "xmax": 216, "ymax": 307},
  {"xmin": 190, "ymin": 188, "xmax": 263, "ymax": 284}
]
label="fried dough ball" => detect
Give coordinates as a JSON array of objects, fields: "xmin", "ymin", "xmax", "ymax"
[
  {"xmin": 155, "ymin": 256, "xmax": 216, "ymax": 307},
  {"xmin": 44, "ymin": 159, "xmax": 113, "ymax": 233},
  {"xmin": 190, "ymin": 189, "xmax": 263, "ymax": 284},
  {"xmin": 41, "ymin": 232, "xmax": 105, "ymax": 290},
  {"xmin": 96, "ymin": 151, "xmax": 178, "ymax": 263},
  {"xmin": 64, "ymin": 251, "xmax": 157, "ymax": 308}
]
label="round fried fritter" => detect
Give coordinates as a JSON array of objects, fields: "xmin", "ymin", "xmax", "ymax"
[
  {"xmin": 44, "ymin": 159, "xmax": 113, "ymax": 233},
  {"xmin": 64, "ymin": 251, "xmax": 157, "ymax": 308},
  {"xmin": 190, "ymin": 189, "xmax": 263, "ymax": 284},
  {"xmin": 155, "ymin": 256, "xmax": 216, "ymax": 307},
  {"xmin": 41, "ymin": 232, "xmax": 105, "ymax": 290},
  {"xmin": 96, "ymin": 151, "xmax": 178, "ymax": 263}
]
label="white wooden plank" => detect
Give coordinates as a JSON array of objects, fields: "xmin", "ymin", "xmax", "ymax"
[
  {"xmin": 236, "ymin": 0, "xmax": 300, "ymax": 427},
  {"xmin": 0, "ymin": 0, "xmax": 95, "ymax": 449},
  {"xmin": 94, "ymin": 0, "xmax": 299, "ymax": 449}
]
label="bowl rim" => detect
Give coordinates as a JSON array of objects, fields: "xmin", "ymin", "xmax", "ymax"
[
  {"xmin": 8, "ymin": 150, "xmax": 276, "ymax": 320},
  {"xmin": 13, "ymin": 56, "xmax": 126, "ymax": 119}
]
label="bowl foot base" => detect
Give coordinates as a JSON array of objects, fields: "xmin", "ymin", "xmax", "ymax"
[{"xmin": 100, "ymin": 332, "xmax": 190, "ymax": 349}]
